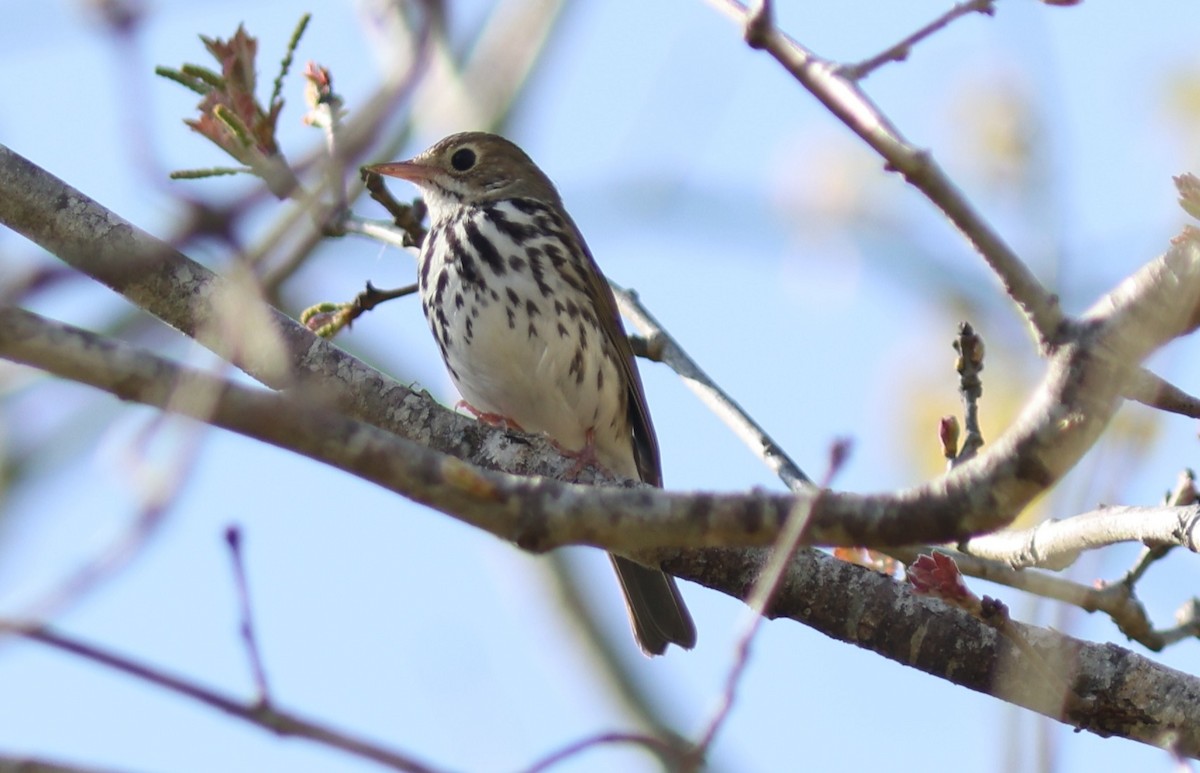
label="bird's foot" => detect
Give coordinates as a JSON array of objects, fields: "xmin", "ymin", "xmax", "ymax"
[
  {"xmin": 553, "ymin": 428, "xmax": 606, "ymax": 480},
  {"xmin": 456, "ymin": 400, "xmax": 526, "ymax": 432}
]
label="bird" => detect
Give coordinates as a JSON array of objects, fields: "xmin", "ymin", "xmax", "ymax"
[{"xmin": 365, "ymin": 132, "xmax": 696, "ymax": 655}]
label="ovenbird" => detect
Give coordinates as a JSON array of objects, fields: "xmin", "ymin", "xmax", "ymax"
[{"xmin": 367, "ymin": 132, "xmax": 696, "ymax": 655}]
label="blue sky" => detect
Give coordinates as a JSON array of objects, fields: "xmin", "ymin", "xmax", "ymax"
[{"xmin": 3, "ymin": 1, "xmax": 1200, "ymax": 771}]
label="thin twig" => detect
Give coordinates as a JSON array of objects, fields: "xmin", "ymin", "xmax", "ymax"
[
  {"xmin": 1124, "ymin": 369, "xmax": 1200, "ymax": 419},
  {"xmin": 0, "ymin": 753, "xmax": 129, "ymax": 773},
  {"xmin": 5, "ymin": 622, "xmax": 443, "ymax": 773},
  {"xmin": 690, "ymin": 441, "xmax": 849, "ymax": 765},
  {"xmin": 540, "ymin": 553, "xmax": 691, "ymax": 757},
  {"xmin": 361, "ymin": 170, "xmax": 429, "ymax": 247},
  {"xmin": 522, "ymin": 731, "xmax": 683, "ymax": 773},
  {"xmin": 18, "ymin": 412, "xmax": 205, "ymax": 620},
  {"xmin": 840, "ymin": 0, "xmax": 996, "ymax": 80},
  {"xmin": 224, "ymin": 525, "xmax": 272, "ymax": 704},
  {"xmin": 613, "ymin": 285, "xmax": 812, "ymax": 491}
]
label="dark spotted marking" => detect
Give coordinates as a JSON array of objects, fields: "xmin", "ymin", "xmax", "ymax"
[
  {"xmin": 525, "ymin": 299, "xmax": 540, "ymax": 317},
  {"xmin": 433, "ymin": 269, "xmax": 450, "ymax": 305},
  {"xmin": 505, "ymin": 287, "xmax": 520, "ymax": 306},
  {"xmin": 570, "ymin": 350, "xmax": 585, "ymax": 385},
  {"xmin": 545, "ymin": 242, "xmax": 567, "ymax": 269},
  {"xmin": 553, "ymin": 300, "xmax": 565, "ymax": 316},
  {"xmin": 508, "ymin": 254, "xmax": 527, "ymax": 272},
  {"xmin": 509, "ymin": 198, "xmax": 545, "ymax": 217},
  {"xmin": 557, "ymin": 322, "xmax": 569, "ymax": 338},
  {"xmin": 464, "ymin": 217, "xmax": 506, "ymax": 276},
  {"xmin": 506, "ymin": 307, "xmax": 516, "ymax": 329},
  {"xmin": 431, "ymin": 181, "xmax": 465, "ymax": 203},
  {"xmin": 419, "ymin": 224, "xmax": 442, "ymax": 285},
  {"xmin": 446, "ymin": 229, "xmax": 480, "ymax": 284},
  {"xmin": 565, "ymin": 299, "xmax": 579, "ymax": 319},
  {"xmin": 528, "ymin": 322, "xmax": 538, "ymax": 339},
  {"xmin": 596, "ymin": 367, "xmax": 604, "ymax": 391},
  {"xmin": 526, "ymin": 247, "xmax": 552, "ymax": 297},
  {"xmin": 454, "ymin": 292, "xmax": 464, "ymax": 310},
  {"xmin": 544, "ymin": 245, "xmax": 585, "ymax": 293},
  {"xmin": 565, "ymin": 263, "xmax": 592, "ymax": 294},
  {"xmin": 485, "ymin": 204, "xmax": 539, "ymax": 244},
  {"xmin": 464, "ymin": 316, "xmax": 474, "ymax": 341}
]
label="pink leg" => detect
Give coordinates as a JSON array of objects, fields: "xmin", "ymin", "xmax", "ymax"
[
  {"xmin": 456, "ymin": 400, "xmax": 525, "ymax": 432},
  {"xmin": 555, "ymin": 427, "xmax": 602, "ymax": 479}
]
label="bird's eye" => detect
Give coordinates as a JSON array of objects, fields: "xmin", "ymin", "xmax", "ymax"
[{"xmin": 450, "ymin": 148, "xmax": 477, "ymax": 172}]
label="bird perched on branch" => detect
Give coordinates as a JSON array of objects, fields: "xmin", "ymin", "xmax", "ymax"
[{"xmin": 366, "ymin": 132, "xmax": 696, "ymax": 655}]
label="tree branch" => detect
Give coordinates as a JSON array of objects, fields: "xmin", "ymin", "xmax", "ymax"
[
  {"xmin": 5, "ymin": 216, "xmax": 1200, "ymax": 555},
  {"xmin": 5, "ymin": 622, "xmax": 442, "ymax": 773},
  {"xmin": 709, "ymin": 0, "xmax": 1065, "ymax": 349},
  {"xmin": 665, "ymin": 547, "xmax": 1200, "ymax": 757}
]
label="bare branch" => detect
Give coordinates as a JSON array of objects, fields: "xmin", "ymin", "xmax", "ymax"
[
  {"xmin": 6, "ymin": 622, "xmax": 443, "ymax": 773},
  {"xmin": 0, "ymin": 753, "xmax": 131, "ymax": 773},
  {"xmin": 666, "ymin": 547, "xmax": 1200, "ymax": 757},
  {"xmin": 224, "ymin": 525, "xmax": 272, "ymax": 704},
  {"xmin": 6, "ymin": 216, "xmax": 1200, "ymax": 555},
  {"xmin": 523, "ymin": 731, "xmax": 684, "ymax": 773},
  {"xmin": 614, "ymin": 285, "xmax": 812, "ymax": 491},
  {"xmin": 707, "ymin": 0, "xmax": 1064, "ymax": 349},
  {"xmin": 692, "ymin": 442, "xmax": 846, "ymax": 764},
  {"xmin": 1124, "ymin": 368, "xmax": 1200, "ymax": 419},
  {"xmin": 840, "ymin": 0, "xmax": 997, "ymax": 81},
  {"xmin": 958, "ymin": 504, "xmax": 1200, "ymax": 570}
]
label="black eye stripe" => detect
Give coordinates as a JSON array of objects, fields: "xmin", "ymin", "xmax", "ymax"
[{"xmin": 451, "ymin": 147, "xmax": 476, "ymax": 172}]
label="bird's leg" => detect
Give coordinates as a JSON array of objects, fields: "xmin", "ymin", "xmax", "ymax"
[
  {"xmin": 553, "ymin": 427, "xmax": 604, "ymax": 480},
  {"xmin": 456, "ymin": 400, "xmax": 526, "ymax": 432}
]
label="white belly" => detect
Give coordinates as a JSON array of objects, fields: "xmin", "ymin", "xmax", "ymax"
[{"xmin": 419, "ymin": 202, "xmax": 632, "ymax": 474}]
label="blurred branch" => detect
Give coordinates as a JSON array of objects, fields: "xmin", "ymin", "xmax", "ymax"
[
  {"xmin": 411, "ymin": 0, "xmax": 568, "ymax": 134},
  {"xmin": 15, "ymin": 412, "xmax": 205, "ymax": 621},
  {"xmin": 840, "ymin": 0, "xmax": 996, "ymax": 80},
  {"xmin": 708, "ymin": 0, "xmax": 1065, "ymax": 350},
  {"xmin": 1124, "ymin": 369, "xmax": 1200, "ymax": 419},
  {"xmin": 541, "ymin": 554, "xmax": 693, "ymax": 759},
  {"xmin": 224, "ymin": 525, "xmax": 272, "ymax": 704},
  {"xmin": 4, "ymin": 622, "xmax": 442, "ymax": 773},
  {"xmin": 522, "ymin": 732, "xmax": 683, "ymax": 773},
  {"xmin": 0, "ymin": 754, "xmax": 129, "ymax": 773},
  {"xmin": 691, "ymin": 442, "xmax": 844, "ymax": 766}
]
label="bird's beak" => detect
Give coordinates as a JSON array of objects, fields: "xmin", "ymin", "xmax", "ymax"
[{"xmin": 363, "ymin": 160, "xmax": 433, "ymax": 184}]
